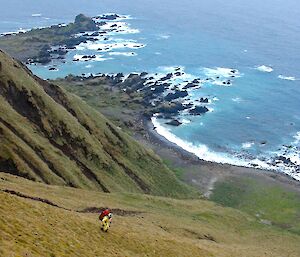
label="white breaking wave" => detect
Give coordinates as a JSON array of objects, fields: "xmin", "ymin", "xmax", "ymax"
[
  {"xmin": 181, "ymin": 119, "xmax": 191, "ymax": 124},
  {"xmin": 157, "ymin": 34, "xmax": 171, "ymax": 39},
  {"xmin": 202, "ymin": 67, "xmax": 241, "ymax": 78},
  {"xmin": 152, "ymin": 117, "xmax": 250, "ymax": 166},
  {"xmin": 211, "ymin": 80, "xmax": 225, "ymax": 86},
  {"xmin": 256, "ymin": 65, "xmax": 273, "ymax": 73},
  {"xmin": 152, "ymin": 117, "xmax": 300, "ymax": 181},
  {"xmin": 76, "ymin": 40, "xmax": 145, "ymax": 52},
  {"xmin": 108, "ymin": 51, "xmax": 137, "ymax": 57},
  {"xmin": 242, "ymin": 142, "xmax": 254, "ymax": 149},
  {"xmin": 158, "ymin": 66, "xmax": 184, "ymax": 73},
  {"xmin": 99, "ymin": 21, "xmax": 140, "ymax": 35},
  {"xmin": 232, "ymin": 97, "xmax": 243, "ymax": 103},
  {"xmin": 278, "ymin": 75, "xmax": 297, "ymax": 81},
  {"xmin": 270, "ymin": 131, "xmax": 300, "ymax": 181},
  {"xmin": 32, "ymin": 13, "xmax": 42, "ymax": 17},
  {"xmin": 1, "ymin": 28, "xmax": 30, "ymax": 36},
  {"xmin": 294, "ymin": 131, "xmax": 300, "ymax": 143},
  {"xmin": 159, "ymin": 66, "xmax": 196, "ymax": 81},
  {"xmin": 73, "ymin": 54, "xmax": 111, "ymax": 62},
  {"xmin": 202, "ymin": 67, "xmax": 241, "ymax": 87}
]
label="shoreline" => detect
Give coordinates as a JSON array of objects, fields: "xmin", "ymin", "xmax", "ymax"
[
  {"xmin": 137, "ymin": 116, "xmax": 300, "ymax": 196},
  {"xmin": 55, "ymin": 74, "xmax": 300, "ymax": 196}
]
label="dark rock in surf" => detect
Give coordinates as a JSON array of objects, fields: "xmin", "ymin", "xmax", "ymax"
[
  {"xmin": 183, "ymin": 83, "xmax": 199, "ymax": 90},
  {"xmin": 277, "ymin": 156, "xmax": 293, "ymax": 165},
  {"xmin": 140, "ymin": 72, "xmax": 148, "ymax": 77},
  {"xmin": 150, "ymin": 83, "xmax": 169, "ymax": 94},
  {"xmin": 158, "ymin": 102, "xmax": 186, "ymax": 116},
  {"xmin": 159, "ymin": 73, "xmax": 173, "ymax": 82},
  {"xmin": 165, "ymin": 90, "xmax": 188, "ymax": 101},
  {"xmin": 99, "ymin": 14, "xmax": 120, "ymax": 20},
  {"xmin": 189, "ymin": 106, "xmax": 209, "ymax": 115},
  {"xmin": 174, "ymin": 72, "xmax": 183, "ymax": 76},
  {"xmin": 166, "ymin": 119, "xmax": 182, "ymax": 126},
  {"xmin": 199, "ymin": 97, "xmax": 209, "ymax": 103}
]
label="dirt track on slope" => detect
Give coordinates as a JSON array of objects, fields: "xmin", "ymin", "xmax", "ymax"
[{"xmin": 1, "ymin": 189, "xmax": 141, "ymax": 216}]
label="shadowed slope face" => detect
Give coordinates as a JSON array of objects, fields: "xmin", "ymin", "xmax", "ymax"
[{"xmin": 0, "ymin": 50, "xmax": 192, "ymax": 197}]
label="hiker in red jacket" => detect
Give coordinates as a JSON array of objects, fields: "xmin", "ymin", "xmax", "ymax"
[
  {"xmin": 99, "ymin": 209, "xmax": 113, "ymax": 232},
  {"xmin": 99, "ymin": 209, "xmax": 111, "ymax": 221}
]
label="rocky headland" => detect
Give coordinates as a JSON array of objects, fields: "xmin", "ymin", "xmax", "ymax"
[{"xmin": 0, "ymin": 14, "xmax": 123, "ymax": 65}]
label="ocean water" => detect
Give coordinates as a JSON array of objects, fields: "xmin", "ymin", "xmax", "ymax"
[{"xmin": 1, "ymin": 0, "xmax": 300, "ymax": 180}]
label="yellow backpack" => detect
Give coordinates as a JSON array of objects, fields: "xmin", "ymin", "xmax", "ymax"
[{"xmin": 101, "ymin": 216, "xmax": 110, "ymax": 232}]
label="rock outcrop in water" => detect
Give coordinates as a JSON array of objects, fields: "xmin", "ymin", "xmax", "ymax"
[
  {"xmin": 74, "ymin": 14, "xmax": 98, "ymax": 31},
  {"xmin": 189, "ymin": 106, "xmax": 209, "ymax": 115},
  {"xmin": 165, "ymin": 119, "xmax": 182, "ymax": 126}
]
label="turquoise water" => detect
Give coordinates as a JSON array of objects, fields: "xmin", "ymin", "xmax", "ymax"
[{"xmin": 1, "ymin": 0, "xmax": 300, "ymax": 179}]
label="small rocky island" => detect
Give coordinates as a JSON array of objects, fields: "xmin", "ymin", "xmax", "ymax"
[{"xmin": 0, "ymin": 14, "xmax": 105, "ymax": 64}]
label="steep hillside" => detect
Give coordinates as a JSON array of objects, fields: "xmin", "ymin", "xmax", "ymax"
[
  {"xmin": 1, "ymin": 173, "xmax": 299, "ymax": 257},
  {"xmin": 0, "ymin": 50, "xmax": 193, "ymax": 197}
]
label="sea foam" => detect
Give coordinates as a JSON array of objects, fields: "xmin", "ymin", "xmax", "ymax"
[
  {"xmin": 76, "ymin": 40, "xmax": 145, "ymax": 52},
  {"xmin": 294, "ymin": 131, "xmax": 300, "ymax": 143},
  {"xmin": 152, "ymin": 117, "xmax": 300, "ymax": 181},
  {"xmin": 278, "ymin": 75, "xmax": 297, "ymax": 81},
  {"xmin": 152, "ymin": 117, "xmax": 250, "ymax": 166},
  {"xmin": 108, "ymin": 51, "xmax": 137, "ymax": 57},
  {"xmin": 242, "ymin": 142, "xmax": 254, "ymax": 149},
  {"xmin": 256, "ymin": 65, "xmax": 273, "ymax": 73},
  {"xmin": 73, "ymin": 54, "xmax": 111, "ymax": 62},
  {"xmin": 232, "ymin": 97, "xmax": 243, "ymax": 103},
  {"xmin": 202, "ymin": 67, "xmax": 240, "ymax": 78},
  {"xmin": 99, "ymin": 21, "xmax": 140, "ymax": 35},
  {"xmin": 157, "ymin": 34, "xmax": 171, "ymax": 39}
]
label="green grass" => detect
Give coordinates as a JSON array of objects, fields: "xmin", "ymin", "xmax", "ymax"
[
  {"xmin": 163, "ymin": 159, "xmax": 186, "ymax": 179},
  {"xmin": 210, "ymin": 176, "xmax": 300, "ymax": 235},
  {"xmin": 1, "ymin": 173, "xmax": 300, "ymax": 257},
  {"xmin": 54, "ymin": 79, "xmax": 144, "ymax": 135}
]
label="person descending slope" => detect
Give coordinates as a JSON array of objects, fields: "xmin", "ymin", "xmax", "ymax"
[{"xmin": 99, "ymin": 208, "xmax": 113, "ymax": 232}]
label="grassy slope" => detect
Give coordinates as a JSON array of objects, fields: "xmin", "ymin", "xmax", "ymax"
[
  {"xmin": 53, "ymin": 77, "xmax": 143, "ymax": 134},
  {"xmin": 0, "ymin": 50, "xmax": 194, "ymax": 198},
  {"xmin": 210, "ymin": 175, "xmax": 300, "ymax": 235},
  {"xmin": 1, "ymin": 173, "xmax": 300, "ymax": 257}
]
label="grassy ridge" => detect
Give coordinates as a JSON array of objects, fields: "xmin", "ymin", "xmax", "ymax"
[
  {"xmin": 1, "ymin": 173, "xmax": 300, "ymax": 257},
  {"xmin": 0, "ymin": 50, "xmax": 195, "ymax": 197}
]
